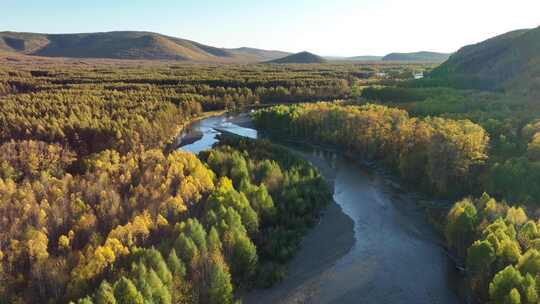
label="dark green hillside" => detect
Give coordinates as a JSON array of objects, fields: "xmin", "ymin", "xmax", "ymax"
[
  {"xmin": 429, "ymin": 26, "xmax": 540, "ymax": 92},
  {"xmin": 382, "ymin": 51, "xmax": 450, "ymax": 62}
]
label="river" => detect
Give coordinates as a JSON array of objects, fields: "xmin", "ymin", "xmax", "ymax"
[{"xmin": 177, "ymin": 113, "xmax": 461, "ymax": 304}]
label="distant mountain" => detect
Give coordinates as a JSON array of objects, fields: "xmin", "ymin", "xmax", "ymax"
[
  {"xmin": 229, "ymin": 47, "xmax": 291, "ymax": 61},
  {"xmin": 0, "ymin": 31, "xmax": 290, "ymax": 63},
  {"xmin": 266, "ymin": 51, "xmax": 327, "ymax": 64},
  {"xmin": 429, "ymin": 26, "xmax": 540, "ymax": 91},
  {"xmin": 347, "ymin": 55, "xmax": 383, "ymax": 61},
  {"xmin": 382, "ymin": 51, "xmax": 450, "ymax": 62},
  {"xmin": 326, "ymin": 55, "xmax": 382, "ymax": 61}
]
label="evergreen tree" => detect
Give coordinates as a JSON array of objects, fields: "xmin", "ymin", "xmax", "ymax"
[
  {"xmin": 175, "ymin": 233, "xmax": 199, "ymax": 264},
  {"xmin": 489, "ymin": 266, "xmax": 524, "ymax": 304},
  {"xmin": 114, "ymin": 277, "xmax": 144, "ymax": 304},
  {"xmin": 167, "ymin": 249, "xmax": 186, "ymax": 278},
  {"xmin": 517, "ymin": 249, "xmax": 540, "ymax": 276},
  {"xmin": 208, "ymin": 227, "xmax": 223, "ymax": 255},
  {"xmin": 467, "ymin": 240, "xmax": 495, "ymax": 273},
  {"xmin": 446, "ymin": 199, "xmax": 478, "ymax": 256},
  {"xmin": 77, "ymin": 297, "xmax": 94, "ymax": 304},
  {"xmin": 230, "ymin": 230, "xmax": 258, "ymax": 283},
  {"xmin": 208, "ymin": 261, "xmax": 233, "ymax": 304},
  {"xmin": 147, "ymin": 270, "xmax": 171, "ymax": 304},
  {"xmin": 94, "ymin": 281, "xmax": 117, "ymax": 304}
]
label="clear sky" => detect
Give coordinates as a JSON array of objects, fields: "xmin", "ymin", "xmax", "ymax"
[{"xmin": 2, "ymin": 0, "xmax": 539, "ymax": 56}]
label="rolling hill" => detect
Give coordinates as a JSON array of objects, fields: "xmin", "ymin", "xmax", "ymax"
[
  {"xmin": 266, "ymin": 51, "xmax": 327, "ymax": 64},
  {"xmin": 326, "ymin": 55, "xmax": 383, "ymax": 61},
  {"xmin": 429, "ymin": 26, "xmax": 540, "ymax": 91},
  {"xmin": 347, "ymin": 55, "xmax": 383, "ymax": 61},
  {"xmin": 228, "ymin": 47, "xmax": 290, "ymax": 62},
  {"xmin": 382, "ymin": 51, "xmax": 450, "ymax": 62},
  {"xmin": 0, "ymin": 31, "xmax": 291, "ymax": 63}
]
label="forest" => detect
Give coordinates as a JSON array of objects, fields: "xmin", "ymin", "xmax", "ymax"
[
  {"xmin": 0, "ymin": 132, "xmax": 330, "ymax": 303},
  {"xmin": 3, "ymin": 0, "xmax": 540, "ymax": 301},
  {"xmin": 249, "ymin": 58, "xmax": 540, "ymax": 302},
  {"xmin": 2, "ymin": 53, "xmax": 538, "ymax": 304},
  {"xmin": 253, "ymin": 102, "xmax": 489, "ymax": 197},
  {"xmin": 0, "ymin": 61, "xmax": 373, "ymax": 304}
]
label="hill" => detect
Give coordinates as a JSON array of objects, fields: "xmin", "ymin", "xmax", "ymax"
[
  {"xmin": 228, "ymin": 47, "xmax": 291, "ymax": 61},
  {"xmin": 0, "ymin": 31, "xmax": 290, "ymax": 63},
  {"xmin": 266, "ymin": 51, "xmax": 327, "ymax": 64},
  {"xmin": 347, "ymin": 55, "xmax": 383, "ymax": 61},
  {"xmin": 382, "ymin": 51, "xmax": 450, "ymax": 62},
  {"xmin": 429, "ymin": 26, "xmax": 540, "ymax": 91},
  {"xmin": 326, "ymin": 55, "xmax": 382, "ymax": 61}
]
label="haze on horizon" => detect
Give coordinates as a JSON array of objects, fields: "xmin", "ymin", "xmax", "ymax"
[{"xmin": 3, "ymin": 0, "xmax": 540, "ymax": 57}]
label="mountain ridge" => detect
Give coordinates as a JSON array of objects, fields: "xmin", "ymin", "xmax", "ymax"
[
  {"xmin": 326, "ymin": 55, "xmax": 383, "ymax": 61},
  {"xmin": 266, "ymin": 51, "xmax": 327, "ymax": 64},
  {"xmin": 0, "ymin": 31, "xmax": 291, "ymax": 63},
  {"xmin": 382, "ymin": 51, "xmax": 450, "ymax": 62}
]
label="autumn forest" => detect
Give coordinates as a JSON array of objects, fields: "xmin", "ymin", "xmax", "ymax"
[{"xmin": 1, "ymin": 21, "xmax": 540, "ymax": 304}]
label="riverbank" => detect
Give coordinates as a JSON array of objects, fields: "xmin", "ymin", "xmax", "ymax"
[
  {"xmin": 247, "ymin": 114, "xmax": 467, "ymax": 301},
  {"xmin": 165, "ymin": 109, "xmax": 227, "ymax": 151},
  {"xmin": 241, "ymin": 147, "xmax": 355, "ymax": 304},
  {"xmin": 179, "ymin": 113, "xmax": 460, "ymax": 304},
  {"xmin": 178, "ymin": 114, "xmax": 357, "ymax": 302},
  {"xmin": 229, "ymin": 114, "xmax": 461, "ymax": 303}
]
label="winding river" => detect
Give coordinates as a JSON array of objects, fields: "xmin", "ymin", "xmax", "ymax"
[{"xmin": 178, "ymin": 113, "xmax": 460, "ymax": 304}]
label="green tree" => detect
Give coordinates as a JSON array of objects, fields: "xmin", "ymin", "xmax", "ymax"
[
  {"xmin": 207, "ymin": 227, "xmax": 223, "ymax": 255},
  {"xmin": 167, "ymin": 249, "xmax": 186, "ymax": 278},
  {"xmin": 94, "ymin": 281, "xmax": 117, "ymax": 304},
  {"xmin": 77, "ymin": 297, "xmax": 94, "ymax": 304},
  {"xmin": 489, "ymin": 266, "xmax": 524, "ymax": 304},
  {"xmin": 180, "ymin": 219, "xmax": 208, "ymax": 253},
  {"xmin": 498, "ymin": 239, "xmax": 522, "ymax": 266},
  {"xmin": 522, "ymin": 274, "xmax": 538, "ymax": 303},
  {"xmin": 147, "ymin": 269, "xmax": 171, "ymax": 304},
  {"xmin": 506, "ymin": 207, "xmax": 528, "ymax": 227},
  {"xmin": 467, "ymin": 240, "xmax": 496, "ymax": 273},
  {"xmin": 114, "ymin": 277, "xmax": 144, "ymax": 304},
  {"xmin": 174, "ymin": 233, "xmax": 199, "ymax": 264},
  {"xmin": 242, "ymin": 182, "xmax": 275, "ymax": 222},
  {"xmin": 518, "ymin": 221, "xmax": 539, "ymax": 249},
  {"xmin": 508, "ymin": 288, "xmax": 521, "ymax": 304},
  {"xmin": 517, "ymin": 249, "xmax": 540, "ymax": 276},
  {"xmin": 230, "ymin": 231, "xmax": 258, "ymax": 283},
  {"xmin": 446, "ymin": 199, "xmax": 478, "ymax": 256},
  {"xmin": 208, "ymin": 261, "xmax": 233, "ymax": 304}
]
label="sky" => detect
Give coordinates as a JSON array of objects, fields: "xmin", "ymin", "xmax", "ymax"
[{"xmin": 2, "ymin": 0, "xmax": 540, "ymax": 56}]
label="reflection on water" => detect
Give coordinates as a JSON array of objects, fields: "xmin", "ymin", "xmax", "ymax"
[{"xmin": 177, "ymin": 113, "xmax": 460, "ymax": 304}]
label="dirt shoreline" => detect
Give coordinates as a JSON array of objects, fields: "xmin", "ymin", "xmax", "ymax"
[{"xmin": 242, "ymin": 192, "xmax": 355, "ymax": 304}]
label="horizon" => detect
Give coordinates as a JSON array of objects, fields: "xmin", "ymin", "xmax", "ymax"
[{"xmin": 2, "ymin": 0, "xmax": 540, "ymax": 56}]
